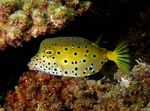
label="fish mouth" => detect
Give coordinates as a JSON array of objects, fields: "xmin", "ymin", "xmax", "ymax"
[
  {"xmin": 27, "ymin": 58, "xmax": 37, "ymax": 70},
  {"xmin": 27, "ymin": 61, "xmax": 33, "ymax": 70}
]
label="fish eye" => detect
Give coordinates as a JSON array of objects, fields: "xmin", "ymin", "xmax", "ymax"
[
  {"xmin": 46, "ymin": 50, "xmax": 52, "ymax": 54},
  {"xmin": 45, "ymin": 49, "xmax": 55, "ymax": 57}
]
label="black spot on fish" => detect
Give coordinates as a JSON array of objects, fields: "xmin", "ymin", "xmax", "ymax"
[
  {"xmin": 101, "ymin": 61, "xmax": 104, "ymax": 64},
  {"xmin": 65, "ymin": 71, "xmax": 68, "ymax": 74},
  {"xmin": 48, "ymin": 62, "xmax": 50, "ymax": 65},
  {"xmin": 91, "ymin": 63, "xmax": 93, "ymax": 66},
  {"xmin": 89, "ymin": 67, "xmax": 93, "ymax": 70},
  {"xmin": 93, "ymin": 55, "xmax": 96, "ymax": 58},
  {"xmin": 40, "ymin": 66, "xmax": 42, "ymax": 68},
  {"xmin": 83, "ymin": 71, "xmax": 86, "ymax": 74},
  {"xmin": 75, "ymin": 67, "xmax": 78, "ymax": 70},
  {"xmin": 83, "ymin": 59, "xmax": 86, "ymax": 62},
  {"xmin": 75, "ymin": 61, "xmax": 77, "ymax": 64},
  {"xmin": 54, "ymin": 43, "xmax": 57, "ymax": 46},
  {"xmin": 75, "ymin": 73, "xmax": 77, "ymax": 76},
  {"xmin": 65, "ymin": 48, "xmax": 68, "ymax": 50},
  {"xmin": 54, "ymin": 68, "xmax": 57, "ymax": 71},
  {"xmin": 64, "ymin": 60, "xmax": 68, "ymax": 63},
  {"xmin": 72, "ymin": 71, "xmax": 74, "ymax": 73},
  {"xmin": 85, "ymin": 55, "xmax": 87, "ymax": 57},
  {"xmin": 86, "ymin": 50, "xmax": 89, "ymax": 53},
  {"xmin": 78, "ymin": 46, "xmax": 80, "ymax": 48},
  {"xmin": 52, "ymin": 57, "xmax": 55, "ymax": 59},
  {"xmin": 42, "ymin": 55, "xmax": 45, "ymax": 57},
  {"xmin": 43, "ymin": 60, "xmax": 45, "ymax": 62},
  {"xmin": 57, "ymin": 51, "xmax": 60, "ymax": 54},
  {"xmin": 74, "ymin": 52, "xmax": 77, "ymax": 56},
  {"xmin": 85, "ymin": 46, "xmax": 87, "ymax": 48}
]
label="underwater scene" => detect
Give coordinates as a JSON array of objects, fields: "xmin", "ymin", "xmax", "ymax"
[{"xmin": 0, "ymin": 0, "xmax": 150, "ymax": 110}]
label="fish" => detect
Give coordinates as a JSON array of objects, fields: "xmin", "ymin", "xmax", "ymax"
[{"xmin": 28, "ymin": 37, "xmax": 130, "ymax": 77}]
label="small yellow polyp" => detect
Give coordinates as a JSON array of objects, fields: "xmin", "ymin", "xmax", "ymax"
[{"xmin": 28, "ymin": 37, "xmax": 130, "ymax": 77}]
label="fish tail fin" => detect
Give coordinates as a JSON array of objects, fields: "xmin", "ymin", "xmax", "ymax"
[{"xmin": 106, "ymin": 42, "xmax": 130, "ymax": 74}]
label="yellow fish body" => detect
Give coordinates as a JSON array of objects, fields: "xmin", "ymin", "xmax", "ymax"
[{"xmin": 28, "ymin": 37, "xmax": 130, "ymax": 77}]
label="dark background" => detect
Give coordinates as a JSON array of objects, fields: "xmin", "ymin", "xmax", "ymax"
[{"xmin": 0, "ymin": 0, "xmax": 150, "ymax": 105}]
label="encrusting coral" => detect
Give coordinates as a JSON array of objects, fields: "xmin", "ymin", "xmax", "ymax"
[
  {"xmin": 4, "ymin": 59, "xmax": 150, "ymax": 111},
  {"xmin": 0, "ymin": 0, "xmax": 91, "ymax": 50}
]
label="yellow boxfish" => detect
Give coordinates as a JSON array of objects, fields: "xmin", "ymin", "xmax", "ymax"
[{"xmin": 28, "ymin": 37, "xmax": 130, "ymax": 77}]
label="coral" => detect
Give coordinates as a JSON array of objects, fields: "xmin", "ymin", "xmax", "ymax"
[
  {"xmin": 4, "ymin": 59, "xmax": 150, "ymax": 111},
  {"xmin": 0, "ymin": 0, "xmax": 91, "ymax": 50},
  {"xmin": 0, "ymin": 108, "xmax": 4, "ymax": 111}
]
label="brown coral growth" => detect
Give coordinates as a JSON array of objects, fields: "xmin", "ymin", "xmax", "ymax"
[
  {"xmin": 0, "ymin": 0, "xmax": 91, "ymax": 51},
  {"xmin": 4, "ymin": 60, "xmax": 150, "ymax": 111}
]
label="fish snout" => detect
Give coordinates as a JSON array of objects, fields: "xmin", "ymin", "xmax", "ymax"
[{"xmin": 27, "ymin": 61, "xmax": 33, "ymax": 70}]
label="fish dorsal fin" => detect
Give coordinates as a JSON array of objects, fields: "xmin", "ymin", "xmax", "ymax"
[{"xmin": 92, "ymin": 34, "xmax": 103, "ymax": 47}]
